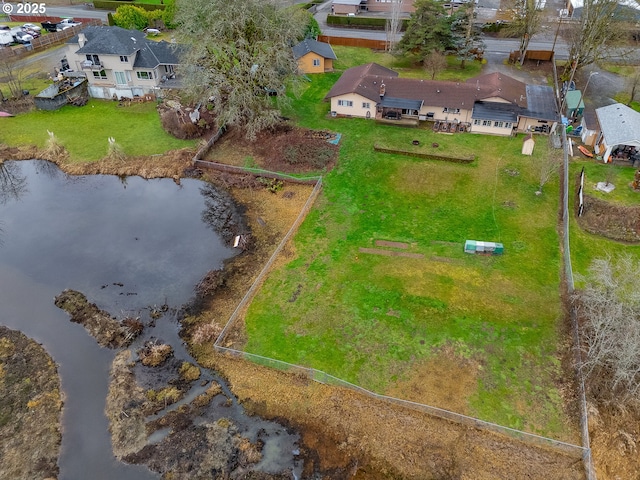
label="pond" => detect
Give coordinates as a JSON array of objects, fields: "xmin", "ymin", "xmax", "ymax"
[{"xmin": 0, "ymin": 160, "xmax": 302, "ymax": 479}]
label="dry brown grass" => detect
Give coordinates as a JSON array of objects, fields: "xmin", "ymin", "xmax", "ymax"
[{"xmin": 139, "ymin": 343, "xmax": 173, "ymax": 367}]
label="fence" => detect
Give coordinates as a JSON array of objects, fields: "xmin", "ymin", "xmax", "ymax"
[
  {"xmin": 208, "ymin": 160, "xmax": 589, "ymax": 465},
  {"xmin": 214, "ymin": 344, "xmax": 588, "ymax": 459},
  {"xmin": 318, "ymin": 35, "xmax": 387, "ymax": 50},
  {"xmin": 0, "ymin": 19, "xmax": 102, "ymax": 62}
]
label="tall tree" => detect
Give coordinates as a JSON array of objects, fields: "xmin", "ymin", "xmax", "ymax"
[
  {"xmin": 175, "ymin": 0, "xmax": 307, "ymax": 139},
  {"xmin": 562, "ymin": 0, "xmax": 628, "ymax": 79},
  {"xmin": 385, "ymin": 0, "xmax": 404, "ymax": 52},
  {"xmin": 396, "ymin": 0, "xmax": 452, "ymax": 58},
  {"xmin": 503, "ymin": 0, "xmax": 542, "ymax": 65},
  {"xmin": 625, "ymin": 68, "xmax": 640, "ymax": 107},
  {"xmin": 450, "ymin": 3, "xmax": 484, "ymax": 69}
]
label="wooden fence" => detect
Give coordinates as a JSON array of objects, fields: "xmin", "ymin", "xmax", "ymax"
[
  {"xmin": 0, "ymin": 19, "xmax": 102, "ymax": 62},
  {"xmin": 318, "ymin": 35, "xmax": 387, "ymax": 50}
]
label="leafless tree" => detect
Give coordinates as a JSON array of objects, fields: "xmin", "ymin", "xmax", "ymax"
[
  {"xmin": 537, "ymin": 141, "xmax": 561, "ymax": 193},
  {"xmin": 386, "ymin": 0, "xmax": 404, "ymax": 52},
  {"xmin": 562, "ymin": 0, "xmax": 630, "ymax": 80},
  {"xmin": 574, "ymin": 255, "xmax": 640, "ymax": 405},
  {"xmin": 0, "ymin": 53, "xmax": 26, "ymax": 99},
  {"xmin": 625, "ymin": 68, "xmax": 640, "ymax": 107},
  {"xmin": 503, "ymin": 0, "xmax": 542, "ymax": 66},
  {"xmin": 423, "ymin": 49, "xmax": 447, "ymax": 80}
]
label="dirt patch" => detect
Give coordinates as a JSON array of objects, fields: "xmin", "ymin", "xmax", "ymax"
[
  {"xmin": 206, "ymin": 125, "xmax": 339, "ymax": 174},
  {"xmin": 576, "ymin": 194, "xmax": 640, "ymax": 243},
  {"xmin": 54, "ymin": 289, "xmax": 141, "ymax": 348},
  {"xmin": 589, "ymin": 402, "xmax": 640, "ymax": 480},
  {"xmin": 384, "ymin": 351, "xmax": 479, "ymax": 414},
  {"xmin": 0, "ymin": 326, "xmax": 61, "ymax": 480}
]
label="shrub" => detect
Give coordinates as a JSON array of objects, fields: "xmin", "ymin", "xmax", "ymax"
[
  {"xmin": 192, "ymin": 323, "xmax": 223, "ymax": 345},
  {"xmin": 112, "ymin": 5, "xmax": 149, "ymax": 30}
]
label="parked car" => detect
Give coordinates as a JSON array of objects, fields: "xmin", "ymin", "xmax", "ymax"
[
  {"xmin": 0, "ymin": 30, "xmax": 12, "ymax": 47},
  {"xmin": 14, "ymin": 31, "xmax": 34, "ymax": 44},
  {"xmin": 41, "ymin": 21, "xmax": 58, "ymax": 33},
  {"xmin": 0, "ymin": 25, "xmax": 10, "ymax": 32},
  {"xmin": 56, "ymin": 18, "xmax": 82, "ymax": 31},
  {"xmin": 20, "ymin": 26, "xmax": 40, "ymax": 38},
  {"xmin": 23, "ymin": 23, "xmax": 42, "ymax": 32}
]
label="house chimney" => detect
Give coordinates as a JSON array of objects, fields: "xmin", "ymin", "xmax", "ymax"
[
  {"xmin": 78, "ymin": 33, "xmax": 86, "ymax": 48},
  {"xmin": 380, "ymin": 82, "xmax": 386, "ymax": 97}
]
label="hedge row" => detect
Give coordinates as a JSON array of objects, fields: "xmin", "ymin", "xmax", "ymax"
[
  {"xmin": 373, "ymin": 144, "xmax": 475, "ymax": 164},
  {"xmin": 327, "ymin": 14, "xmax": 408, "ymax": 30},
  {"xmin": 93, "ymin": 1, "xmax": 166, "ymax": 11}
]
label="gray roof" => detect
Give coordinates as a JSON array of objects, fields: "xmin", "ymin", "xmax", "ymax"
[
  {"xmin": 292, "ymin": 38, "xmax": 337, "ymax": 60},
  {"xmin": 471, "ymin": 102, "xmax": 519, "ymax": 122},
  {"xmin": 595, "ymin": 103, "xmax": 640, "ymax": 147},
  {"xmin": 523, "ymin": 85, "xmax": 559, "ymax": 122},
  {"xmin": 380, "ymin": 97, "xmax": 423, "ymax": 110},
  {"xmin": 67, "ymin": 26, "xmax": 181, "ymax": 67}
]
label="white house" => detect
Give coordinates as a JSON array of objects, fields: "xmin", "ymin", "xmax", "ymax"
[{"xmin": 65, "ymin": 26, "xmax": 182, "ymax": 99}]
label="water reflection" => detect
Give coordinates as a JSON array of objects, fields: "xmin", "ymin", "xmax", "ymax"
[
  {"xmin": 0, "ymin": 160, "xmax": 241, "ymax": 479},
  {"xmin": 0, "ymin": 160, "xmax": 27, "ymax": 204}
]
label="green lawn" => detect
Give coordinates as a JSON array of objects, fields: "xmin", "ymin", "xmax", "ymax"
[
  {"xmin": 0, "ymin": 100, "xmax": 195, "ymax": 162},
  {"xmin": 243, "ymin": 71, "xmax": 575, "ymax": 440},
  {"xmin": 332, "ymin": 46, "xmax": 483, "ymax": 80},
  {"xmin": 568, "ymin": 160, "xmax": 640, "ymax": 279}
]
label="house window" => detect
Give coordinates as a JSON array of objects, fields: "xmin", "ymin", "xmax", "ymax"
[
  {"xmin": 119, "ymin": 55, "xmax": 128, "ymax": 62},
  {"xmin": 444, "ymin": 107, "xmax": 460, "ymax": 114},
  {"xmin": 85, "ymin": 54, "xmax": 99, "ymax": 65},
  {"xmin": 338, "ymin": 100, "xmax": 353, "ymax": 107},
  {"xmin": 505, "ymin": 122, "xmax": 513, "ymax": 128},
  {"xmin": 115, "ymin": 71, "xmax": 127, "ymax": 85},
  {"xmin": 136, "ymin": 71, "xmax": 154, "ymax": 80},
  {"xmin": 482, "ymin": 120, "xmax": 491, "ymax": 126},
  {"xmin": 92, "ymin": 69, "xmax": 107, "ymax": 80},
  {"xmin": 494, "ymin": 121, "xmax": 503, "ymax": 128},
  {"xmin": 473, "ymin": 119, "xmax": 480, "ymax": 125},
  {"xmin": 313, "ymin": 59, "xmax": 320, "ymax": 67},
  {"xmin": 362, "ymin": 102, "xmax": 370, "ymax": 109}
]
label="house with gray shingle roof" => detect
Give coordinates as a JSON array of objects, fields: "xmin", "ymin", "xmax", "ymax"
[
  {"xmin": 293, "ymin": 38, "xmax": 337, "ymax": 74},
  {"xmin": 65, "ymin": 26, "xmax": 182, "ymax": 99},
  {"xmin": 595, "ymin": 103, "xmax": 640, "ymax": 164},
  {"xmin": 324, "ymin": 63, "xmax": 559, "ymax": 136}
]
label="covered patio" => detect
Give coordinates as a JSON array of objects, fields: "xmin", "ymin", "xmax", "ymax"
[{"xmin": 595, "ymin": 103, "xmax": 640, "ymax": 166}]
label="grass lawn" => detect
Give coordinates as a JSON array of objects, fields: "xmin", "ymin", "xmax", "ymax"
[
  {"xmin": 332, "ymin": 46, "xmax": 483, "ymax": 81},
  {"xmin": 241, "ymin": 71, "xmax": 576, "ymax": 440},
  {"xmin": 0, "ymin": 100, "xmax": 195, "ymax": 162},
  {"xmin": 568, "ymin": 160, "xmax": 640, "ymax": 279}
]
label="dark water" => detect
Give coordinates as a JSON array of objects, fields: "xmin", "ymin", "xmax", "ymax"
[{"xmin": 0, "ymin": 161, "xmax": 301, "ymax": 479}]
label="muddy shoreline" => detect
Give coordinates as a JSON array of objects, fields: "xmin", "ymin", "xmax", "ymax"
[
  {"xmin": 2, "ymin": 147, "xmax": 589, "ymax": 479},
  {"xmin": 0, "ymin": 326, "xmax": 62, "ymax": 480}
]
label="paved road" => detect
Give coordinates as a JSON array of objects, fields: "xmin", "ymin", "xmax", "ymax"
[{"xmin": 16, "ymin": 5, "xmax": 111, "ymax": 21}]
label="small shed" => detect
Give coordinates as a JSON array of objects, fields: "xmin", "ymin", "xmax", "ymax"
[
  {"xmin": 522, "ymin": 134, "xmax": 535, "ymax": 155},
  {"xmin": 464, "ymin": 240, "xmax": 504, "ymax": 255},
  {"xmin": 565, "ymin": 90, "xmax": 585, "ymax": 119}
]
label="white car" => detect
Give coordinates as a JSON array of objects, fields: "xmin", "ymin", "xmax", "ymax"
[{"xmin": 23, "ymin": 23, "xmax": 42, "ymax": 32}]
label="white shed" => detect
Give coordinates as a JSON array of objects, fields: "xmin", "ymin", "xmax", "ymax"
[{"xmin": 522, "ymin": 134, "xmax": 535, "ymax": 155}]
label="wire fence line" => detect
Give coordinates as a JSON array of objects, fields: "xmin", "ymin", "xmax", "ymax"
[
  {"xmin": 201, "ymin": 129, "xmax": 590, "ymax": 469},
  {"xmin": 214, "ymin": 176, "xmax": 323, "ymax": 346},
  {"xmin": 561, "ymin": 128, "xmax": 595, "ymax": 480},
  {"xmin": 214, "ymin": 345, "xmax": 587, "ymax": 459}
]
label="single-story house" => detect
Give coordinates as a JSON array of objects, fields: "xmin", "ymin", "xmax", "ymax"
[
  {"xmin": 293, "ymin": 38, "xmax": 337, "ymax": 74},
  {"xmin": 595, "ymin": 103, "xmax": 640, "ymax": 164},
  {"xmin": 324, "ymin": 63, "xmax": 559, "ymax": 136},
  {"xmin": 65, "ymin": 25, "xmax": 182, "ymax": 99},
  {"xmin": 331, "ymin": 0, "xmax": 416, "ymax": 15}
]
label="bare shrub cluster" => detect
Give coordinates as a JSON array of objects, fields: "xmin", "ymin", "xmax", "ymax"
[
  {"xmin": 574, "ymin": 255, "xmax": 640, "ymax": 405},
  {"xmin": 192, "ymin": 322, "xmax": 223, "ymax": 345}
]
